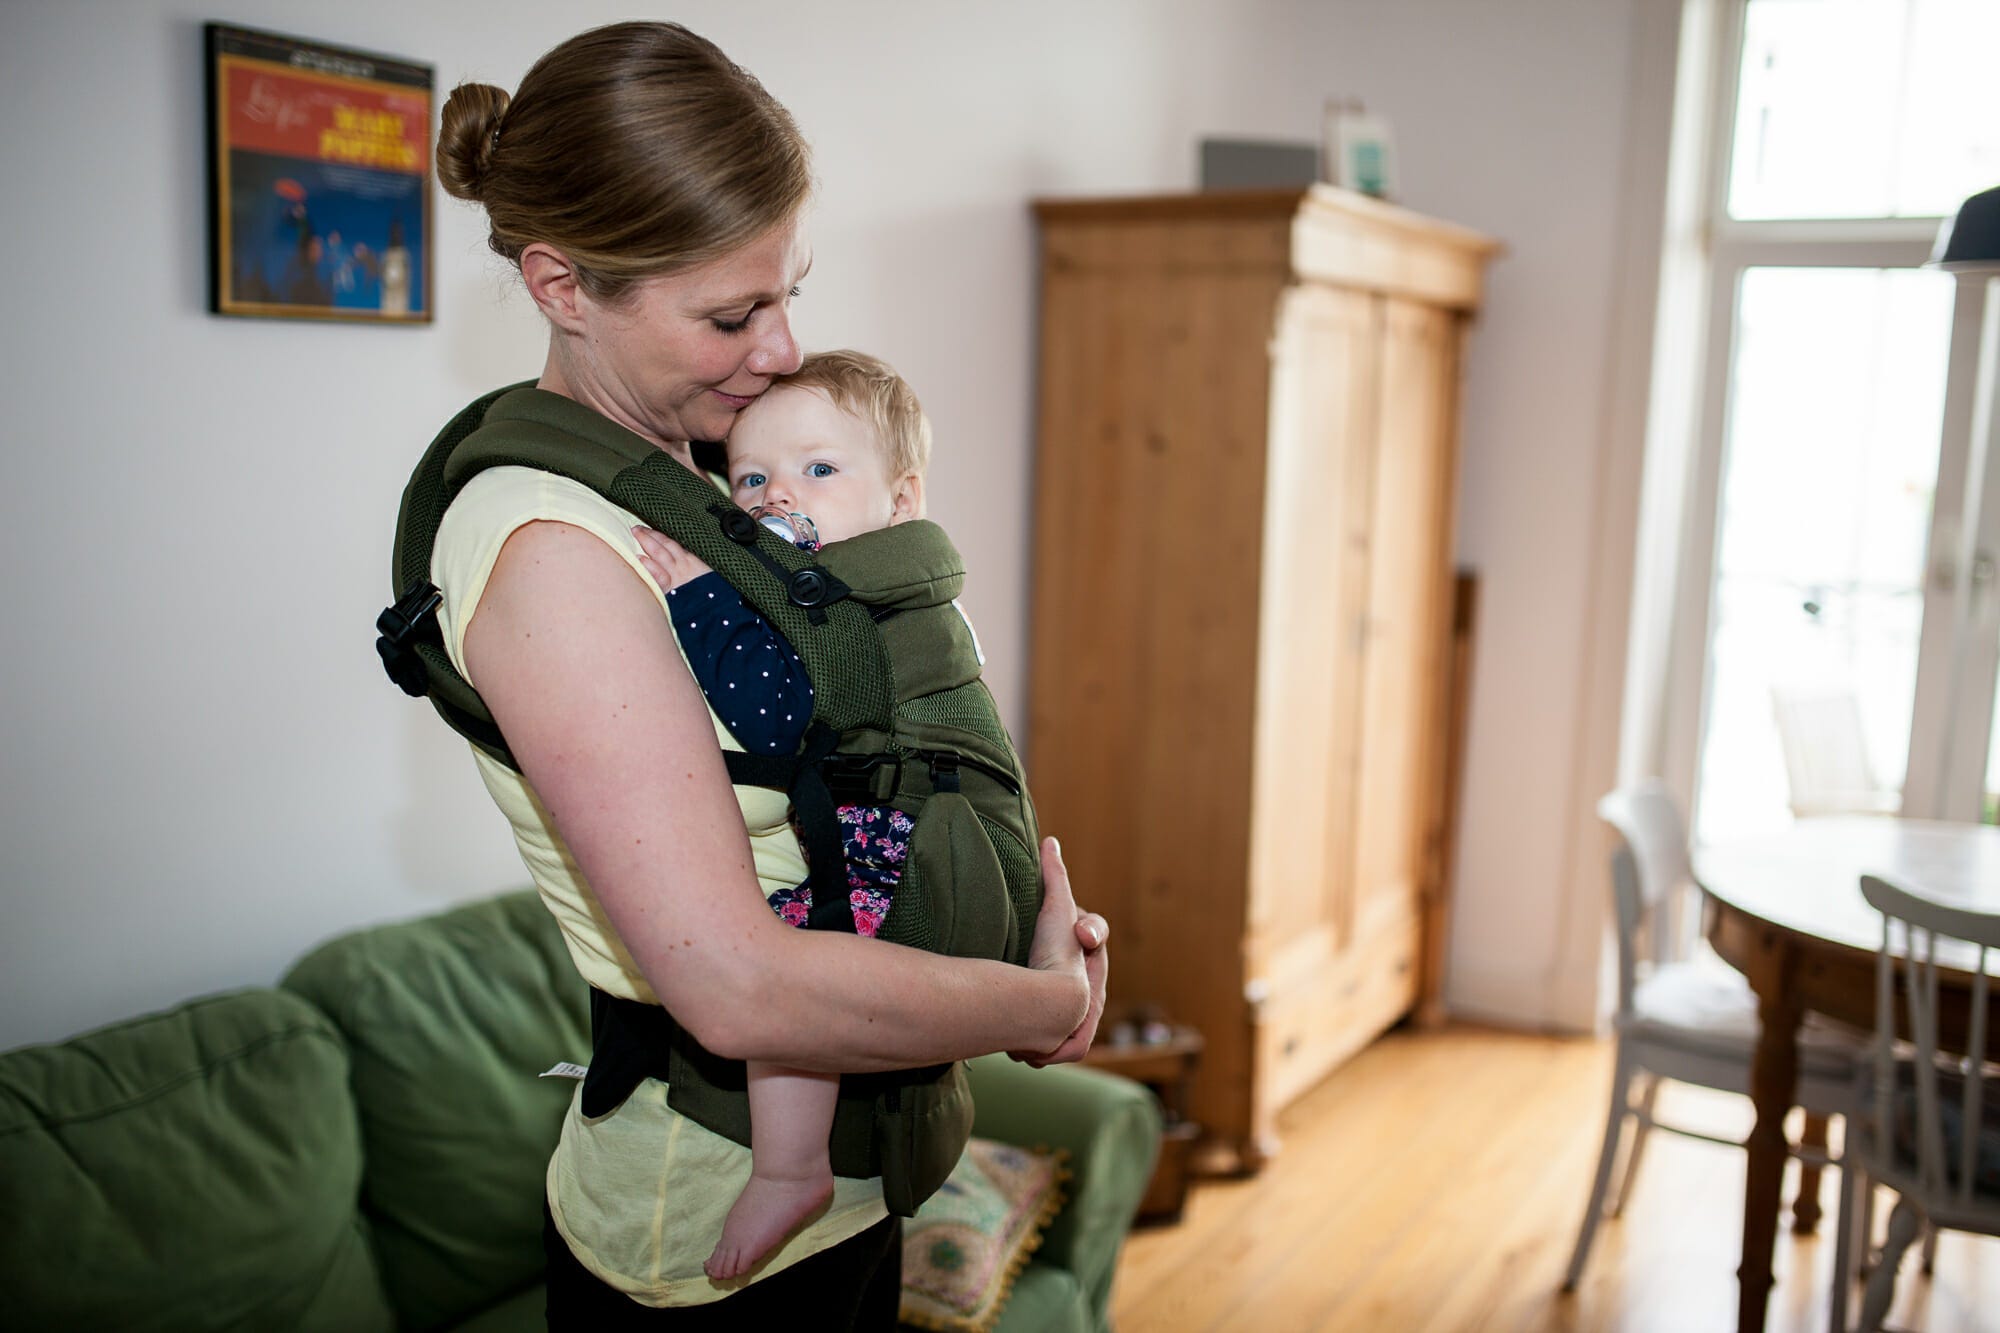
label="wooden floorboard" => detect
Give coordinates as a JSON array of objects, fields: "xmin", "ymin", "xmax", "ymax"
[{"xmin": 1108, "ymin": 1025, "xmax": 1999, "ymax": 1332}]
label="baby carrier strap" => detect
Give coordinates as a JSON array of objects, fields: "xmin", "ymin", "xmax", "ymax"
[{"xmin": 378, "ymin": 383, "xmax": 898, "ymax": 767}]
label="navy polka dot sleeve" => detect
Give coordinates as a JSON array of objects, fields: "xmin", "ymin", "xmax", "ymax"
[{"xmin": 666, "ymin": 571, "xmax": 814, "ymax": 755}]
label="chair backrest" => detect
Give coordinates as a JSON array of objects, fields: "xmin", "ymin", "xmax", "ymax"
[
  {"xmin": 1859, "ymin": 872, "xmax": 1999, "ymax": 1210},
  {"xmin": 1597, "ymin": 781, "xmax": 1695, "ymax": 1014},
  {"xmin": 1772, "ymin": 686, "xmax": 1884, "ymax": 817}
]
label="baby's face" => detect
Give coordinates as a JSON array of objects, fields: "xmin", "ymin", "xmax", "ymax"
[{"xmin": 727, "ymin": 385, "xmax": 913, "ymax": 545}]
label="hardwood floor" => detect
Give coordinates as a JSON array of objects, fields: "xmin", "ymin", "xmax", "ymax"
[{"xmin": 1109, "ymin": 1025, "xmax": 1998, "ymax": 1332}]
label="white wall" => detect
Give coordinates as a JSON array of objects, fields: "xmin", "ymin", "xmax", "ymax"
[
  {"xmin": 1276, "ymin": 0, "xmax": 1665, "ymax": 1030},
  {"xmin": 0, "ymin": 0, "xmax": 1646, "ymax": 1049}
]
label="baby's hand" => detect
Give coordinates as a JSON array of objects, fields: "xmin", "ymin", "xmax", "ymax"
[{"xmin": 632, "ymin": 526, "xmax": 714, "ymax": 592}]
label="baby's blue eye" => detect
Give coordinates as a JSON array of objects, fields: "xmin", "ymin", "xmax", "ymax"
[
  {"xmin": 738, "ymin": 472, "xmax": 767, "ymax": 489},
  {"xmin": 808, "ymin": 462, "xmax": 836, "ymax": 478}
]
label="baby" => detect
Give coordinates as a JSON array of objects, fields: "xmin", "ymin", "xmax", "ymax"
[{"xmin": 633, "ymin": 350, "xmax": 932, "ymax": 1280}]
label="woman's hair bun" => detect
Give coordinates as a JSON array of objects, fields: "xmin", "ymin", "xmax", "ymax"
[
  {"xmin": 434, "ymin": 23, "xmax": 813, "ymax": 296},
  {"xmin": 436, "ymin": 82, "xmax": 511, "ymax": 202}
]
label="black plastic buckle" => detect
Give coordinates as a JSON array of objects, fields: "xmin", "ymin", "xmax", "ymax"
[
  {"xmin": 820, "ymin": 752, "xmax": 902, "ymax": 803},
  {"xmin": 376, "ymin": 580, "xmax": 443, "ymax": 697},
  {"xmin": 788, "ymin": 568, "xmax": 834, "ymax": 608},
  {"xmin": 927, "ymin": 752, "xmax": 962, "ymax": 794},
  {"xmin": 720, "ymin": 509, "xmax": 760, "ymax": 545}
]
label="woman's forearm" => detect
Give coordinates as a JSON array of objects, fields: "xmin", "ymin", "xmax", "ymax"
[
  {"xmin": 699, "ymin": 928, "xmax": 1088, "ymax": 1071},
  {"xmin": 464, "ymin": 520, "xmax": 1090, "ymax": 1071}
]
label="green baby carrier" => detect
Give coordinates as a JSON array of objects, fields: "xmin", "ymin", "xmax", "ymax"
[{"xmin": 376, "ymin": 383, "xmax": 1043, "ymax": 1216}]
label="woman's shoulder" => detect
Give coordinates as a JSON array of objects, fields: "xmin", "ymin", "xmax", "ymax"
[
  {"xmin": 445, "ymin": 465, "xmax": 641, "ymax": 534},
  {"xmin": 432, "ymin": 467, "xmax": 657, "ymax": 675},
  {"xmin": 437, "ymin": 466, "xmax": 656, "ymax": 581}
]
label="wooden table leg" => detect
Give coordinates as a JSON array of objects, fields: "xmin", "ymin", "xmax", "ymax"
[
  {"xmin": 1739, "ymin": 929, "xmax": 1802, "ymax": 1333},
  {"xmin": 1793, "ymin": 1113, "xmax": 1828, "ymax": 1234}
]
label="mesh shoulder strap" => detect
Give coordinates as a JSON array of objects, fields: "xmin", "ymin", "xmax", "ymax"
[{"xmin": 386, "ymin": 385, "xmax": 896, "ymax": 768}]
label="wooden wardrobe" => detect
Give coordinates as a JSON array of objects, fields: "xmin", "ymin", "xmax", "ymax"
[{"xmin": 1025, "ymin": 187, "xmax": 1498, "ymax": 1166}]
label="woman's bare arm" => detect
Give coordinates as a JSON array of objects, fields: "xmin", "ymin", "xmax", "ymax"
[{"xmin": 462, "ymin": 519, "xmax": 1099, "ymax": 1071}]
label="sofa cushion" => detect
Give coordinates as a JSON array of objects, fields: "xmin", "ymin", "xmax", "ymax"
[
  {"xmin": 901, "ymin": 1138, "xmax": 1069, "ymax": 1331},
  {"xmin": 446, "ymin": 1281, "xmax": 546, "ymax": 1333},
  {"xmin": 0, "ymin": 989, "xmax": 394, "ymax": 1332},
  {"xmin": 282, "ymin": 890, "xmax": 589, "ymax": 1333}
]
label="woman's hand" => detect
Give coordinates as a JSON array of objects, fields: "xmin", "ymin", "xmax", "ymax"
[
  {"xmin": 632, "ymin": 525, "xmax": 713, "ymax": 592},
  {"xmin": 1012, "ymin": 837, "xmax": 1109, "ymax": 1067}
]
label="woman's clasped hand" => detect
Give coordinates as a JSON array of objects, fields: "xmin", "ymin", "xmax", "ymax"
[{"xmin": 1014, "ymin": 837, "xmax": 1109, "ymax": 1067}]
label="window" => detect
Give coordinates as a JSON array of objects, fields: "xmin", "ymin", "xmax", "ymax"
[
  {"xmin": 1729, "ymin": 0, "xmax": 2000, "ymax": 221},
  {"xmin": 1670, "ymin": 0, "xmax": 2000, "ymax": 842}
]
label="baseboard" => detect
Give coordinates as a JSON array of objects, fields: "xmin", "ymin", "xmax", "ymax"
[{"xmin": 1445, "ymin": 956, "xmax": 1608, "ymax": 1036}]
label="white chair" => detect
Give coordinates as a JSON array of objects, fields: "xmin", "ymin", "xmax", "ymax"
[
  {"xmin": 1771, "ymin": 686, "xmax": 1901, "ymax": 819},
  {"xmin": 1563, "ymin": 782, "xmax": 1870, "ymax": 1332},
  {"xmin": 1847, "ymin": 874, "xmax": 2000, "ymax": 1331}
]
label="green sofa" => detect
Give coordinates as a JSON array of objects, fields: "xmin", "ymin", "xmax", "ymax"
[{"xmin": 0, "ymin": 890, "xmax": 1160, "ymax": 1331}]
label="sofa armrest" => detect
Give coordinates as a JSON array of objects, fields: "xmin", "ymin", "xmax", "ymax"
[{"xmin": 963, "ymin": 1054, "xmax": 1160, "ymax": 1322}]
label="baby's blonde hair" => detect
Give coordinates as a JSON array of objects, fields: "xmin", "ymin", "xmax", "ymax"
[{"xmin": 779, "ymin": 350, "xmax": 932, "ymax": 481}]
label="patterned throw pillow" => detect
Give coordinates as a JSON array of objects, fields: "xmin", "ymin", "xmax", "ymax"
[{"xmin": 899, "ymin": 1139, "xmax": 1069, "ymax": 1332}]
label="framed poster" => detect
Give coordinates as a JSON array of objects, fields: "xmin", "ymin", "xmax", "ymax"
[{"xmin": 205, "ymin": 23, "xmax": 433, "ymax": 323}]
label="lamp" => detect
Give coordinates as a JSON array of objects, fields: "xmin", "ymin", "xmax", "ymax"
[
  {"xmin": 1929, "ymin": 185, "xmax": 2000, "ymax": 271},
  {"xmin": 1906, "ymin": 185, "xmax": 2000, "ymax": 820}
]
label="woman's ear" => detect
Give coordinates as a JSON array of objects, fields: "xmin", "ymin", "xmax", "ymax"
[
  {"xmin": 520, "ymin": 243, "xmax": 588, "ymax": 334},
  {"xmin": 889, "ymin": 472, "xmax": 925, "ymax": 524}
]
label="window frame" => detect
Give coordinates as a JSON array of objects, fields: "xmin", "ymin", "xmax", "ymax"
[{"xmin": 1662, "ymin": 0, "xmax": 1949, "ymax": 836}]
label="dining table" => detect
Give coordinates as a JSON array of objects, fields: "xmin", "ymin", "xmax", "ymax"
[{"xmin": 1695, "ymin": 815, "xmax": 2000, "ymax": 1333}]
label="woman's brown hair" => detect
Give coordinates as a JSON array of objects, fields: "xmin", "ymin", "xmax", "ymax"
[{"xmin": 436, "ymin": 22, "xmax": 812, "ymax": 302}]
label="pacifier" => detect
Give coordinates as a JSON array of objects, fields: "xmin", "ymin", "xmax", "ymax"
[{"xmin": 749, "ymin": 505, "xmax": 820, "ymax": 549}]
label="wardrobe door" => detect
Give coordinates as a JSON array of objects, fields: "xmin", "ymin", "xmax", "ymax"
[
  {"xmin": 1348, "ymin": 298, "xmax": 1460, "ymax": 1000},
  {"xmin": 1026, "ymin": 213, "xmax": 1290, "ymax": 1155},
  {"xmin": 1027, "ymin": 223, "xmax": 1158, "ymax": 978},
  {"xmin": 1243, "ymin": 280, "xmax": 1382, "ymax": 1136}
]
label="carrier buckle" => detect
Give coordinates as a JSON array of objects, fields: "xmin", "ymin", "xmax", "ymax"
[
  {"xmin": 820, "ymin": 752, "xmax": 902, "ymax": 803},
  {"xmin": 788, "ymin": 567, "xmax": 833, "ymax": 608},
  {"xmin": 375, "ymin": 580, "xmax": 443, "ymax": 697}
]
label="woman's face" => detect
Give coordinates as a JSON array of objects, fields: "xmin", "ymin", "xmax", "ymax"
[{"xmin": 574, "ymin": 216, "xmax": 811, "ymax": 447}]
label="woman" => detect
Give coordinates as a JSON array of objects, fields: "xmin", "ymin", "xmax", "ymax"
[{"xmin": 424, "ymin": 21, "xmax": 1107, "ymax": 1328}]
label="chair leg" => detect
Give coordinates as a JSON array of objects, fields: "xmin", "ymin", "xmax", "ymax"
[
  {"xmin": 1919, "ymin": 1220, "xmax": 1938, "ymax": 1275},
  {"xmin": 1857, "ymin": 1173, "xmax": 1877, "ymax": 1274},
  {"xmin": 1856, "ymin": 1197, "xmax": 1922, "ymax": 1332},
  {"xmin": 1610, "ymin": 1072, "xmax": 1659, "ymax": 1218},
  {"xmin": 1562, "ymin": 1047, "xmax": 1634, "ymax": 1292},
  {"xmin": 1794, "ymin": 1112, "xmax": 1830, "ymax": 1234},
  {"xmin": 1827, "ymin": 1158, "xmax": 1861, "ymax": 1333}
]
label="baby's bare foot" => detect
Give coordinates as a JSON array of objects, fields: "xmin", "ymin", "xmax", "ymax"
[{"xmin": 705, "ymin": 1169, "xmax": 836, "ymax": 1281}]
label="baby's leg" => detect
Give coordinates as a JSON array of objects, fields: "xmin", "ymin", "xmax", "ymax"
[{"xmin": 705, "ymin": 1062, "xmax": 840, "ymax": 1280}]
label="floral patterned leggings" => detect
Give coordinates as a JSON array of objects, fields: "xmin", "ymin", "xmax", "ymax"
[{"xmin": 764, "ymin": 803, "xmax": 913, "ymax": 937}]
